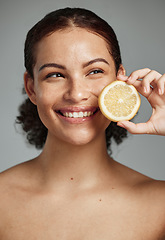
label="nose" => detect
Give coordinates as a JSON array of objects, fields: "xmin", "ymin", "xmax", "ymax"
[{"xmin": 63, "ymin": 79, "xmax": 90, "ymax": 103}]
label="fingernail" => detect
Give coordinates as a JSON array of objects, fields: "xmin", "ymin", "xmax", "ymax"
[
  {"xmin": 159, "ymin": 88, "xmax": 163, "ymax": 95},
  {"xmin": 144, "ymin": 86, "xmax": 150, "ymax": 93},
  {"xmin": 144, "ymin": 87, "xmax": 147, "ymax": 93}
]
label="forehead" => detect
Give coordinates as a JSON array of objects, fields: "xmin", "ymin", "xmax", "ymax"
[
  {"xmin": 38, "ymin": 27, "xmax": 109, "ymax": 47},
  {"xmin": 35, "ymin": 28, "xmax": 111, "ymax": 62}
]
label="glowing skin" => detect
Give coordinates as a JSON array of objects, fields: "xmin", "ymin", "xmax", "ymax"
[
  {"xmin": 2, "ymin": 27, "xmax": 165, "ymax": 240},
  {"xmin": 25, "ymin": 28, "xmax": 123, "ymax": 146}
]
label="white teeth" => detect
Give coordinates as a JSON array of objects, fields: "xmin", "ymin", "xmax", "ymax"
[
  {"xmin": 78, "ymin": 112, "xmax": 84, "ymax": 117},
  {"xmin": 73, "ymin": 112, "xmax": 78, "ymax": 118},
  {"xmin": 63, "ymin": 111, "xmax": 94, "ymax": 118},
  {"xmin": 69, "ymin": 112, "xmax": 73, "ymax": 118}
]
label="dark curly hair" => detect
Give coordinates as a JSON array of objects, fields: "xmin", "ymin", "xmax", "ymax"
[{"xmin": 16, "ymin": 7, "xmax": 127, "ymax": 154}]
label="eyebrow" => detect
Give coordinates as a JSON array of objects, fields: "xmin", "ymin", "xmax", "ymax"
[
  {"xmin": 39, "ymin": 58, "xmax": 109, "ymax": 72},
  {"xmin": 83, "ymin": 58, "xmax": 110, "ymax": 68},
  {"xmin": 39, "ymin": 63, "xmax": 66, "ymax": 72}
]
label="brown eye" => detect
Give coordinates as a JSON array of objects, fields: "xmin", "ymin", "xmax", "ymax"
[
  {"xmin": 89, "ymin": 69, "xmax": 104, "ymax": 75},
  {"xmin": 45, "ymin": 72, "xmax": 65, "ymax": 79}
]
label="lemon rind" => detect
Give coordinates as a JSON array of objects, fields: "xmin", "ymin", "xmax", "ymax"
[{"xmin": 98, "ymin": 81, "xmax": 141, "ymax": 122}]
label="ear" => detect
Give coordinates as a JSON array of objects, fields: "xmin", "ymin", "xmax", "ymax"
[
  {"xmin": 24, "ymin": 72, "xmax": 37, "ymax": 105},
  {"xmin": 117, "ymin": 64, "xmax": 126, "ymax": 76}
]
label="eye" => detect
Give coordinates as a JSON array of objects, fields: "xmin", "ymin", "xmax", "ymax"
[
  {"xmin": 45, "ymin": 72, "xmax": 65, "ymax": 79},
  {"xmin": 89, "ymin": 69, "xmax": 104, "ymax": 75}
]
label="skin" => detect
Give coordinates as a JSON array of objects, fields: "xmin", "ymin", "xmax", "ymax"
[{"xmin": 0, "ymin": 28, "xmax": 165, "ymax": 240}]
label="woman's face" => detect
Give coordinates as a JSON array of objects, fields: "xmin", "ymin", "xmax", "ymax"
[{"xmin": 26, "ymin": 28, "xmax": 121, "ymax": 145}]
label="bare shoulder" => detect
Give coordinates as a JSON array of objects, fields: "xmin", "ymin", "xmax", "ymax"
[
  {"xmin": 135, "ymin": 177, "xmax": 165, "ymax": 209},
  {"xmin": 112, "ymin": 159, "xmax": 165, "ymax": 210},
  {"xmin": 0, "ymin": 159, "xmax": 39, "ymax": 208},
  {"xmin": 113, "ymin": 159, "xmax": 165, "ymax": 190},
  {"xmin": 0, "ymin": 159, "xmax": 37, "ymax": 188},
  {"xmin": 112, "ymin": 160, "xmax": 165, "ymax": 237},
  {"xmin": 0, "ymin": 159, "xmax": 42, "ymax": 239},
  {"xmin": 136, "ymin": 178, "xmax": 165, "ymax": 236}
]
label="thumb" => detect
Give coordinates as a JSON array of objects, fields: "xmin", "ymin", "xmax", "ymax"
[{"xmin": 117, "ymin": 121, "xmax": 152, "ymax": 134}]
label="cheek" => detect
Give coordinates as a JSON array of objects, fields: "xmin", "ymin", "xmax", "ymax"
[
  {"xmin": 35, "ymin": 84, "xmax": 59, "ymax": 106},
  {"xmin": 35, "ymin": 92, "xmax": 58, "ymax": 131},
  {"xmin": 91, "ymin": 76, "xmax": 116, "ymax": 97},
  {"xmin": 34, "ymin": 87, "xmax": 59, "ymax": 123}
]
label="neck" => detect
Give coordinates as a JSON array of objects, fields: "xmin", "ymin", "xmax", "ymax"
[{"xmin": 36, "ymin": 132, "xmax": 113, "ymax": 190}]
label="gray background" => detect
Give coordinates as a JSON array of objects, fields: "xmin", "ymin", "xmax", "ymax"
[{"xmin": 0, "ymin": 0, "xmax": 165, "ymax": 180}]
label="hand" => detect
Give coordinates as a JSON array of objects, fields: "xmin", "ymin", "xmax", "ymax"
[{"xmin": 117, "ymin": 68, "xmax": 165, "ymax": 136}]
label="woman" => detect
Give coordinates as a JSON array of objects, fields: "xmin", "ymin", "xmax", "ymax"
[{"xmin": 0, "ymin": 7, "xmax": 165, "ymax": 239}]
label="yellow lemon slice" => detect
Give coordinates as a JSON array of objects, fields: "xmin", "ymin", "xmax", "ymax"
[{"xmin": 98, "ymin": 80, "xmax": 141, "ymax": 122}]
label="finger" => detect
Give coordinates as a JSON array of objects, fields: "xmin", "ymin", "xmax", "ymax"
[
  {"xmin": 126, "ymin": 68, "xmax": 152, "ymax": 85},
  {"xmin": 117, "ymin": 121, "xmax": 155, "ymax": 135},
  {"xmin": 127, "ymin": 79, "xmax": 153, "ymax": 98},
  {"xmin": 141, "ymin": 70, "xmax": 162, "ymax": 93},
  {"xmin": 157, "ymin": 74, "xmax": 165, "ymax": 95},
  {"xmin": 116, "ymin": 74, "xmax": 128, "ymax": 81},
  {"xmin": 117, "ymin": 75, "xmax": 153, "ymax": 98}
]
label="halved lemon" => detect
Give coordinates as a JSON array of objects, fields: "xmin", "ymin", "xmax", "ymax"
[{"xmin": 98, "ymin": 80, "xmax": 141, "ymax": 122}]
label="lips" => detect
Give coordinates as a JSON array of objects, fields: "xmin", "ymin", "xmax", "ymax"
[{"xmin": 55, "ymin": 107, "xmax": 99, "ymax": 119}]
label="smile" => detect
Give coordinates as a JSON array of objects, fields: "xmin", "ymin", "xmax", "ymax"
[
  {"xmin": 63, "ymin": 111, "xmax": 94, "ymax": 118},
  {"xmin": 56, "ymin": 107, "xmax": 99, "ymax": 118}
]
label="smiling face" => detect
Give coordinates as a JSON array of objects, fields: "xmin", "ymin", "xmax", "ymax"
[{"xmin": 25, "ymin": 27, "xmax": 123, "ymax": 146}]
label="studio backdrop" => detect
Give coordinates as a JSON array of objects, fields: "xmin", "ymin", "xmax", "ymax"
[{"xmin": 0, "ymin": 0, "xmax": 165, "ymax": 180}]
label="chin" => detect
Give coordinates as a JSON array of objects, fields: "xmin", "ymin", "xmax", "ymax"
[
  {"xmin": 64, "ymin": 136, "xmax": 95, "ymax": 146},
  {"xmin": 61, "ymin": 130, "xmax": 105, "ymax": 147}
]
